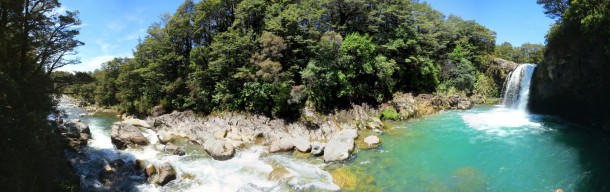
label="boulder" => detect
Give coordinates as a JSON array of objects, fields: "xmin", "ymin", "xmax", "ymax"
[
  {"xmin": 59, "ymin": 119, "xmax": 92, "ymax": 148},
  {"xmin": 155, "ymin": 162, "xmax": 176, "ymax": 186},
  {"xmin": 269, "ymin": 136, "xmax": 294, "ymax": 153},
  {"xmin": 164, "ymin": 143, "xmax": 186, "ymax": 156},
  {"xmin": 157, "ymin": 130, "xmax": 174, "ymax": 144},
  {"xmin": 122, "ymin": 118, "xmax": 152, "ymax": 128},
  {"xmin": 111, "ymin": 122, "xmax": 148, "ymax": 149},
  {"xmin": 99, "ymin": 164, "xmax": 117, "ymax": 185},
  {"xmin": 310, "ymin": 141, "xmax": 325, "ymax": 156},
  {"xmin": 365, "ymin": 117, "xmax": 384, "ymax": 130},
  {"xmin": 204, "ymin": 138, "xmax": 235, "ymax": 161},
  {"xmin": 363, "ymin": 135, "xmax": 380, "ymax": 146},
  {"xmin": 145, "ymin": 163, "xmax": 156, "ymax": 177},
  {"xmin": 214, "ymin": 129, "xmax": 227, "ymax": 139},
  {"xmin": 293, "ymin": 137, "xmax": 311, "ymax": 153},
  {"xmin": 323, "ymin": 129, "xmax": 358, "ymax": 162},
  {"xmin": 63, "ymin": 119, "xmax": 91, "ymax": 139},
  {"xmin": 390, "ymin": 92, "xmax": 416, "ymax": 118}
]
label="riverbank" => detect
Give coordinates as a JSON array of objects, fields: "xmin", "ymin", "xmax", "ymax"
[{"xmin": 57, "ymin": 92, "xmax": 498, "ymax": 190}]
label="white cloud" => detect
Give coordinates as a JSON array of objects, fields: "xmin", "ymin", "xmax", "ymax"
[
  {"xmin": 57, "ymin": 54, "xmax": 131, "ymax": 72},
  {"xmin": 120, "ymin": 28, "xmax": 147, "ymax": 42},
  {"xmin": 96, "ymin": 39, "xmax": 116, "ymax": 54}
]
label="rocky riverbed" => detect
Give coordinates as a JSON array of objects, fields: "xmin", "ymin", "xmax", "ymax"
[{"xmin": 55, "ymin": 93, "xmax": 484, "ymax": 191}]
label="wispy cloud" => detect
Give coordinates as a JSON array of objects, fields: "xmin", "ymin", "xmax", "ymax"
[
  {"xmin": 96, "ymin": 39, "xmax": 117, "ymax": 54},
  {"xmin": 120, "ymin": 28, "xmax": 147, "ymax": 42},
  {"xmin": 57, "ymin": 54, "xmax": 131, "ymax": 72}
]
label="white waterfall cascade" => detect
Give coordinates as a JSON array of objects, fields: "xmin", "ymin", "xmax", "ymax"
[{"xmin": 501, "ymin": 64, "xmax": 537, "ymax": 111}]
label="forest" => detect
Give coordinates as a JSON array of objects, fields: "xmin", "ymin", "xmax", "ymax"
[
  {"xmin": 60, "ymin": 0, "xmax": 543, "ymax": 118},
  {"xmin": 2, "ymin": 0, "xmax": 573, "ymax": 190}
]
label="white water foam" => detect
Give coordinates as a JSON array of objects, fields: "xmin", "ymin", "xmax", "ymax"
[
  {"xmin": 133, "ymin": 145, "xmax": 339, "ymax": 192},
  {"xmin": 462, "ymin": 108, "xmax": 543, "ymax": 137}
]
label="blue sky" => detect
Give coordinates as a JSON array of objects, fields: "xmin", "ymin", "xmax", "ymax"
[
  {"xmin": 58, "ymin": 0, "xmax": 554, "ymax": 72},
  {"xmin": 424, "ymin": 0, "xmax": 554, "ymax": 45}
]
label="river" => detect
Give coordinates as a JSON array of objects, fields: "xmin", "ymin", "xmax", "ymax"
[{"xmin": 59, "ymin": 64, "xmax": 610, "ymax": 191}]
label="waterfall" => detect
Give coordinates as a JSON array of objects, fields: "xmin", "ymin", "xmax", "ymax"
[{"xmin": 501, "ymin": 64, "xmax": 537, "ymax": 111}]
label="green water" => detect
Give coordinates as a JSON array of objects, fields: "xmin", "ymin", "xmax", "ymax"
[{"xmin": 341, "ymin": 106, "xmax": 610, "ymax": 191}]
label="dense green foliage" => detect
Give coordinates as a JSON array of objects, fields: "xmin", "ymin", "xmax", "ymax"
[
  {"xmin": 67, "ymin": 0, "xmax": 498, "ymax": 116},
  {"xmin": 0, "ymin": 0, "xmax": 82, "ymax": 190},
  {"xmin": 494, "ymin": 42, "xmax": 545, "ymax": 64},
  {"xmin": 530, "ymin": 0, "xmax": 610, "ymax": 131}
]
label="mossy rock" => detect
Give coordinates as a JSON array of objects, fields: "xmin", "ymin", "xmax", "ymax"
[
  {"xmin": 331, "ymin": 168, "xmax": 358, "ymax": 189},
  {"xmin": 379, "ymin": 108, "xmax": 401, "ymax": 120},
  {"xmin": 331, "ymin": 168, "xmax": 377, "ymax": 191},
  {"xmin": 292, "ymin": 150, "xmax": 313, "ymax": 159}
]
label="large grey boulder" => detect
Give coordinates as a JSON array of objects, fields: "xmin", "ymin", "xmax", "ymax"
[
  {"xmin": 63, "ymin": 119, "xmax": 91, "ymax": 140},
  {"xmin": 204, "ymin": 138, "xmax": 235, "ymax": 161},
  {"xmin": 323, "ymin": 129, "xmax": 358, "ymax": 162},
  {"xmin": 110, "ymin": 122, "xmax": 148, "ymax": 149}
]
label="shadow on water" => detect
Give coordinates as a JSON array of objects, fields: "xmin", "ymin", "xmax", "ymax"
[
  {"xmin": 65, "ymin": 147, "xmax": 147, "ymax": 192},
  {"xmin": 543, "ymin": 117, "xmax": 610, "ymax": 191}
]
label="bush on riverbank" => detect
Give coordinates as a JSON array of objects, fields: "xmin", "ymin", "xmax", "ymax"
[{"xmin": 61, "ymin": 0, "xmax": 500, "ymax": 118}]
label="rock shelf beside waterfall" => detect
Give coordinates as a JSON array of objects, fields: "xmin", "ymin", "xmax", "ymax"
[{"xmin": 103, "ymin": 92, "xmax": 477, "ymax": 163}]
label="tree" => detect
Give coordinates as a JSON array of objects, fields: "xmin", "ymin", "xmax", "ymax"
[
  {"xmin": 0, "ymin": 0, "xmax": 82, "ymax": 190},
  {"xmin": 537, "ymin": 0, "xmax": 569, "ymax": 20}
]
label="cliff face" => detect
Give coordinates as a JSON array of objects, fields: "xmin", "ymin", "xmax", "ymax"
[{"xmin": 529, "ymin": 32, "xmax": 610, "ymax": 130}]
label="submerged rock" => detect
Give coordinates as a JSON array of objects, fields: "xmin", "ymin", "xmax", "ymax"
[
  {"xmin": 164, "ymin": 143, "xmax": 186, "ymax": 156},
  {"xmin": 204, "ymin": 138, "xmax": 235, "ymax": 161},
  {"xmin": 110, "ymin": 122, "xmax": 148, "ymax": 149},
  {"xmin": 268, "ymin": 167, "xmax": 293, "ymax": 182},
  {"xmin": 323, "ymin": 129, "xmax": 358, "ymax": 162},
  {"xmin": 154, "ymin": 162, "xmax": 176, "ymax": 186}
]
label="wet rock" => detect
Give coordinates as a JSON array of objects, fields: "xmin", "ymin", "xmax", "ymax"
[
  {"xmin": 363, "ymin": 135, "xmax": 380, "ymax": 146},
  {"xmin": 310, "ymin": 141, "xmax": 325, "ymax": 156},
  {"xmin": 293, "ymin": 137, "xmax": 311, "ymax": 152},
  {"xmin": 157, "ymin": 130, "xmax": 174, "ymax": 144},
  {"xmin": 268, "ymin": 167, "xmax": 293, "ymax": 182},
  {"xmin": 145, "ymin": 163, "xmax": 156, "ymax": 177},
  {"xmin": 110, "ymin": 122, "xmax": 148, "ymax": 149},
  {"xmin": 111, "ymin": 159, "xmax": 125, "ymax": 168},
  {"xmin": 164, "ymin": 143, "xmax": 186, "ymax": 156},
  {"xmin": 99, "ymin": 164, "xmax": 117, "ymax": 185},
  {"xmin": 155, "ymin": 162, "xmax": 176, "ymax": 186},
  {"xmin": 204, "ymin": 138, "xmax": 235, "ymax": 161},
  {"xmin": 323, "ymin": 129, "xmax": 358, "ymax": 162},
  {"xmin": 58, "ymin": 119, "xmax": 92, "ymax": 149},
  {"xmin": 269, "ymin": 136, "xmax": 294, "ymax": 153}
]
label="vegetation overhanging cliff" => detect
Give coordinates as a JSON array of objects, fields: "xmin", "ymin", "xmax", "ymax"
[{"xmin": 530, "ymin": 0, "xmax": 610, "ymax": 130}]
